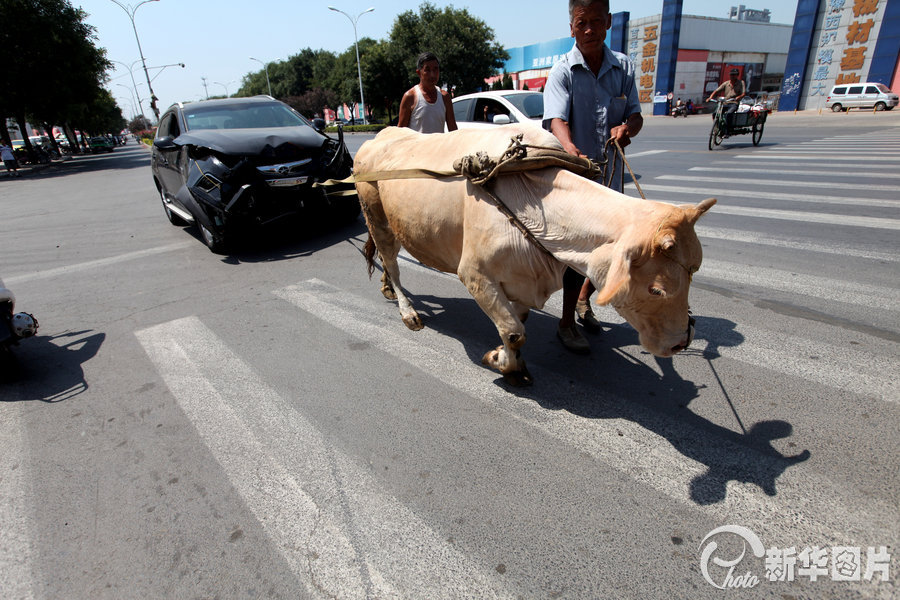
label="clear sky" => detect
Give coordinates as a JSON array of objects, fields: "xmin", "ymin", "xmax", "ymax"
[{"xmin": 78, "ymin": 0, "xmax": 799, "ymax": 119}]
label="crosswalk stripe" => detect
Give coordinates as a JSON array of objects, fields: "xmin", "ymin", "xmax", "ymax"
[
  {"xmin": 273, "ymin": 279, "xmax": 896, "ymax": 551},
  {"xmin": 388, "ymin": 254, "xmax": 897, "ymax": 389},
  {"xmin": 733, "ymin": 155, "xmax": 900, "ymax": 161},
  {"xmin": 689, "ymin": 166, "xmax": 900, "ymax": 180},
  {"xmin": 702, "ymin": 204, "xmax": 900, "ymax": 229},
  {"xmin": 627, "ymin": 182, "xmax": 900, "ymax": 209},
  {"xmin": 136, "ymin": 317, "xmax": 512, "ymax": 598},
  {"xmin": 657, "ymin": 174, "xmax": 900, "ymax": 192},
  {"xmin": 698, "ymin": 258, "xmax": 897, "ymax": 312},
  {"xmin": 0, "ymin": 414, "xmax": 36, "ymax": 600},
  {"xmin": 694, "ymin": 226, "xmax": 900, "ymax": 263},
  {"xmin": 711, "ymin": 160, "xmax": 898, "ymax": 170}
]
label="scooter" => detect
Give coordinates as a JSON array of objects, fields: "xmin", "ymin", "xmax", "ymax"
[
  {"xmin": 671, "ymin": 103, "xmax": 688, "ymax": 117},
  {"xmin": 0, "ymin": 277, "xmax": 39, "ymax": 360}
]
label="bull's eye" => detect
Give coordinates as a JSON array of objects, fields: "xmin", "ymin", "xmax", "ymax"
[{"xmin": 649, "ymin": 286, "xmax": 666, "ymax": 297}]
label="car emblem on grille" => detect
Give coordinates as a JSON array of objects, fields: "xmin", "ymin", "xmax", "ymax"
[{"xmin": 277, "ymin": 166, "xmax": 290, "ymax": 175}]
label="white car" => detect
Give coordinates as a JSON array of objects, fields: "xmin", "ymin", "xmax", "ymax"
[{"xmin": 451, "ymin": 90, "xmax": 544, "ymax": 130}]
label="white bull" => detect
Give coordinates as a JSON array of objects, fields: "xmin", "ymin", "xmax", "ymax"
[{"xmin": 355, "ymin": 125, "xmax": 715, "ymax": 385}]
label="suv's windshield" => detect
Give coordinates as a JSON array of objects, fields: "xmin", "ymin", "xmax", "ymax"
[
  {"xmin": 501, "ymin": 93, "xmax": 544, "ymax": 119},
  {"xmin": 874, "ymin": 83, "xmax": 890, "ymax": 93},
  {"xmin": 184, "ymin": 102, "xmax": 311, "ymax": 130}
]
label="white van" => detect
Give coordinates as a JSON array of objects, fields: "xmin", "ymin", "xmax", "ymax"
[{"xmin": 825, "ymin": 82, "xmax": 899, "ymax": 112}]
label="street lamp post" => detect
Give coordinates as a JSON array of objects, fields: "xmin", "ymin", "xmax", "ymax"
[
  {"xmin": 328, "ymin": 6, "xmax": 374, "ymax": 124},
  {"xmin": 112, "ymin": 59, "xmax": 149, "ymax": 128},
  {"xmin": 249, "ymin": 57, "xmax": 272, "ymax": 96},
  {"xmin": 213, "ymin": 81, "xmax": 235, "ymax": 97},
  {"xmin": 110, "ymin": 0, "xmax": 161, "ymax": 120}
]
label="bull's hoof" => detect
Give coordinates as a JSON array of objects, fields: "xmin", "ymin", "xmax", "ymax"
[
  {"xmin": 502, "ymin": 367, "xmax": 533, "ymax": 387},
  {"xmin": 402, "ymin": 312, "xmax": 424, "ymax": 331},
  {"xmin": 380, "ymin": 285, "xmax": 397, "ymax": 300}
]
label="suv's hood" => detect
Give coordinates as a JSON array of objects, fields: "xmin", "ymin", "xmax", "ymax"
[{"xmin": 175, "ymin": 126, "xmax": 325, "ymax": 156}]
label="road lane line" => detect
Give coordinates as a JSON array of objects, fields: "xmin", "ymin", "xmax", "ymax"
[
  {"xmin": 624, "ymin": 149, "xmax": 668, "ymax": 158},
  {"xmin": 626, "ymin": 182, "xmax": 900, "ymax": 209},
  {"xmin": 274, "ymin": 279, "xmax": 898, "ymax": 554},
  {"xmin": 689, "ymin": 166, "xmax": 900, "ymax": 180},
  {"xmin": 733, "ymin": 154, "xmax": 900, "ymax": 161},
  {"xmin": 5, "ymin": 242, "xmax": 195, "ymax": 285},
  {"xmin": 136, "ymin": 317, "xmax": 513, "ymax": 599},
  {"xmin": 657, "ymin": 174, "xmax": 900, "ymax": 192},
  {"xmin": 0, "ymin": 411, "xmax": 37, "ymax": 600},
  {"xmin": 694, "ymin": 226, "xmax": 900, "ymax": 263}
]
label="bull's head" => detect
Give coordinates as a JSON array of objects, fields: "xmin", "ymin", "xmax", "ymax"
[{"xmin": 587, "ymin": 198, "xmax": 716, "ymax": 357}]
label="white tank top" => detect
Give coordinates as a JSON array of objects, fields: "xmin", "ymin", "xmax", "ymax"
[{"xmin": 409, "ymin": 85, "xmax": 447, "ymax": 134}]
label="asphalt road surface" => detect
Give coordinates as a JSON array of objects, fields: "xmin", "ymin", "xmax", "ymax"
[{"xmin": 1, "ymin": 111, "xmax": 898, "ymax": 599}]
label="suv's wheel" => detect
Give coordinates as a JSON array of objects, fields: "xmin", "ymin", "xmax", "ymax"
[
  {"xmin": 831, "ymin": 103, "xmax": 843, "ymax": 112},
  {"xmin": 875, "ymin": 101, "xmax": 886, "ymax": 111},
  {"xmin": 199, "ymin": 221, "xmax": 227, "ymax": 254},
  {"xmin": 158, "ymin": 186, "xmax": 187, "ymax": 226}
]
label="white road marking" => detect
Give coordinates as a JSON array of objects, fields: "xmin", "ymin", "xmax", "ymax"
[
  {"xmin": 657, "ymin": 174, "xmax": 900, "ymax": 193},
  {"xmin": 274, "ymin": 279, "xmax": 898, "ymax": 553},
  {"xmin": 136, "ymin": 317, "xmax": 514, "ymax": 599},
  {"xmin": 694, "ymin": 226, "xmax": 900, "ymax": 263},
  {"xmin": 689, "ymin": 166, "xmax": 900, "ymax": 180},
  {"xmin": 0, "ymin": 410, "xmax": 36, "ymax": 600},
  {"xmin": 5, "ymin": 242, "xmax": 195, "ymax": 285},
  {"xmin": 733, "ymin": 154, "xmax": 900, "ymax": 161},
  {"xmin": 626, "ymin": 182, "xmax": 900, "ymax": 208},
  {"xmin": 624, "ymin": 149, "xmax": 668, "ymax": 158}
]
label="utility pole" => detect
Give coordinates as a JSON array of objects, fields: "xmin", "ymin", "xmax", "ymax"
[{"xmin": 201, "ymin": 77, "xmax": 209, "ymax": 100}]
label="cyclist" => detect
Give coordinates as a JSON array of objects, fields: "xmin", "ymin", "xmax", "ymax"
[{"xmin": 707, "ymin": 68, "xmax": 746, "ymax": 125}]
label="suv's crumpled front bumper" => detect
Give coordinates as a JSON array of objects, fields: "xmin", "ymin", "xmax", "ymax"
[{"xmin": 184, "ymin": 140, "xmax": 355, "ymax": 227}]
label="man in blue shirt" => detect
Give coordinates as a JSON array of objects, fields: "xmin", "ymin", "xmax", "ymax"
[{"xmin": 543, "ymin": 0, "xmax": 643, "ymax": 353}]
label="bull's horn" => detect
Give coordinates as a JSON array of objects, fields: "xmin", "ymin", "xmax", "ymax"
[{"xmin": 688, "ymin": 197, "xmax": 717, "ymax": 223}]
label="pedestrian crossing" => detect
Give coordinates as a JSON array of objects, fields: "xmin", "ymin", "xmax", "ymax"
[
  {"xmin": 126, "ymin": 128, "xmax": 894, "ymax": 596},
  {"xmin": 4, "ymin": 128, "xmax": 898, "ymax": 598}
]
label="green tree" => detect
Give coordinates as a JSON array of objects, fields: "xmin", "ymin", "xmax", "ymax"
[
  {"xmin": 0, "ymin": 0, "xmax": 110, "ymax": 154},
  {"xmin": 388, "ymin": 2, "xmax": 508, "ymax": 95}
]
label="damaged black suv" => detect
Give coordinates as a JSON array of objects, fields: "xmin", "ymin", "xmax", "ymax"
[{"xmin": 151, "ymin": 96, "xmax": 358, "ymax": 252}]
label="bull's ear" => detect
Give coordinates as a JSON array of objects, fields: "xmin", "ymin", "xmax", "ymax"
[
  {"xmin": 685, "ymin": 197, "xmax": 717, "ymax": 224},
  {"xmin": 593, "ymin": 249, "xmax": 632, "ymax": 305}
]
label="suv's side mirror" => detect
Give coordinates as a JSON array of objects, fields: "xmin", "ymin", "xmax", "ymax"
[
  {"xmin": 311, "ymin": 118, "xmax": 326, "ymax": 132},
  {"xmin": 153, "ymin": 136, "xmax": 176, "ymax": 150}
]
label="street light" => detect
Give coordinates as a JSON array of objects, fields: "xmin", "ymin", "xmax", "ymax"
[
  {"xmin": 328, "ymin": 5, "xmax": 374, "ymax": 124},
  {"xmin": 116, "ymin": 84, "xmax": 139, "ymax": 122},
  {"xmin": 112, "ymin": 59, "xmax": 149, "ymax": 128},
  {"xmin": 213, "ymin": 81, "xmax": 235, "ymax": 97},
  {"xmin": 110, "ymin": 0, "xmax": 161, "ymax": 120},
  {"xmin": 249, "ymin": 57, "xmax": 272, "ymax": 96},
  {"xmin": 148, "ymin": 62, "xmax": 186, "ymax": 83}
]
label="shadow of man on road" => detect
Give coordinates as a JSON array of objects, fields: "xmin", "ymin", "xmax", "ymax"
[{"xmin": 1, "ymin": 329, "xmax": 105, "ymax": 403}]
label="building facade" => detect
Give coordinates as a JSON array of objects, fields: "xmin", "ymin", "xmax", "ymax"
[
  {"xmin": 494, "ymin": 0, "xmax": 899, "ymax": 113},
  {"xmin": 780, "ymin": 0, "xmax": 900, "ymax": 110}
]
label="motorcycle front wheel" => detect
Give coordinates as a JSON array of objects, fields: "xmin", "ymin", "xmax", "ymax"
[{"xmin": 708, "ymin": 122, "xmax": 723, "ymax": 150}]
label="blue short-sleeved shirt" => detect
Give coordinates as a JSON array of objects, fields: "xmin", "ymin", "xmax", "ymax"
[{"xmin": 543, "ymin": 43, "xmax": 641, "ymax": 191}]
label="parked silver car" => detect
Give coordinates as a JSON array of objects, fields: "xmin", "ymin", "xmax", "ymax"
[
  {"xmin": 825, "ymin": 82, "xmax": 898, "ymax": 112},
  {"xmin": 451, "ymin": 90, "xmax": 544, "ymax": 130}
]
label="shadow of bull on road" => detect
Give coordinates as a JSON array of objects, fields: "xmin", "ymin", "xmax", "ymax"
[{"xmin": 385, "ymin": 290, "xmax": 811, "ymax": 506}]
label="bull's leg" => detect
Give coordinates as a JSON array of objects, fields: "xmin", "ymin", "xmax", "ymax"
[
  {"xmin": 379, "ymin": 267, "xmax": 396, "ymax": 300},
  {"xmin": 458, "ymin": 266, "xmax": 532, "ymax": 386},
  {"xmin": 369, "ymin": 226, "xmax": 423, "ymax": 331}
]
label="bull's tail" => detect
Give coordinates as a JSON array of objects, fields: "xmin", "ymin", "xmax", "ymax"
[{"xmin": 364, "ymin": 233, "xmax": 377, "ymax": 279}]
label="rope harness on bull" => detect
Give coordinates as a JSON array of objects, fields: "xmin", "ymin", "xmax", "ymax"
[
  {"xmin": 352, "ymin": 133, "xmax": 647, "ymax": 266},
  {"xmin": 449, "ymin": 134, "xmax": 646, "ymax": 259}
]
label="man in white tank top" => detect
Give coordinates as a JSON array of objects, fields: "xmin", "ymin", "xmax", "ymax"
[{"xmin": 398, "ymin": 52, "xmax": 458, "ymax": 134}]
